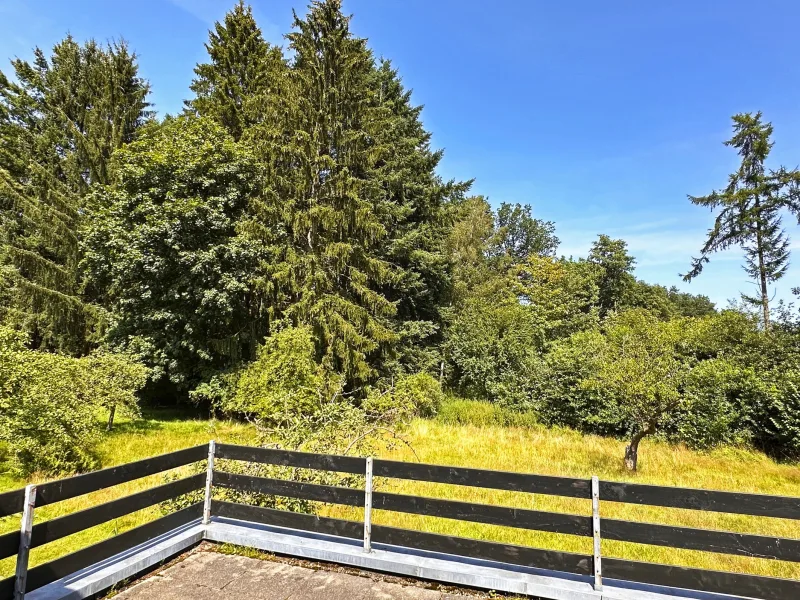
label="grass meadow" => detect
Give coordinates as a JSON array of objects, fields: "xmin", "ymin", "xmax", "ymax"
[{"xmin": 1, "ymin": 400, "xmax": 799, "ymax": 581}]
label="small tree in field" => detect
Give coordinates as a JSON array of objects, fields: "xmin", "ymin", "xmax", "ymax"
[{"xmin": 585, "ymin": 310, "xmax": 688, "ymax": 471}]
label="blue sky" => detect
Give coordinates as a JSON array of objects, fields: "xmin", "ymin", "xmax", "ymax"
[{"xmin": 2, "ymin": 0, "xmax": 800, "ymax": 308}]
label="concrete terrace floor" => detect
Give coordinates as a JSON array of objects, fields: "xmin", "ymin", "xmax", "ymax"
[{"xmin": 110, "ymin": 544, "xmax": 500, "ymax": 600}]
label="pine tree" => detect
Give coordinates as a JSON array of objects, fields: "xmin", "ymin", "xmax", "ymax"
[
  {"xmin": 684, "ymin": 112, "xmax": 798, "ymax": 330},
  {"xmin": 186, "ymin": 1, "xmax": 283, "ymax": 140},
  {"xmin": 0, "ymin": 36, "xmax": 151, "ymax": 352},
  {"xmin": 369, "ymin": 59, "xmax": 471, "ymax": 374},
  {"xmin": 248, "ymin": 0, "xmax": 399, "ymax": 384}
]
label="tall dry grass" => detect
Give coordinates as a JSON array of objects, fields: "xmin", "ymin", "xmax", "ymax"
[{"xmin": 1, "ymin": 403, "xmax": 799, "ymax": 581}]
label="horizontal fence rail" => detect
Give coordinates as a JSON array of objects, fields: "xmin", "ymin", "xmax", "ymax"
[
  {"xmin": 373, "ymin": 458, "xmax": 592, "ymax": 498},
  {"xmin": 215, "ymin": 444, "xmax": 365, "ymax": 474},
  {"xmin": 599, "ymin": 480, "xmax": 800, "ymax": 519},
  {"xmin": 217, "ymin": 443, "xmax": 800, "ymax": 600},
  {"xmin": 0, "ymin": 447, "xmax": 208, "ymax": 600}
]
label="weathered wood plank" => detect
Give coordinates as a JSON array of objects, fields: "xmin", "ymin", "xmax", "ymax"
[
  {"xmin": 23, "ymin": 502, "xmax": 203, "ymax": 593},
  {"xmin": 0, "ymin": 573, "xmax": 12, "ymax": 600},
  {"xmin": 214, "ymin": 472, "xmax": 365, "ymax": 507},
  {"xmin": 603, "ymin": 557, "xmax": 800, "ymax": 600},
  {"xmin": 0, "ymin": 488, "xmax": 24, "ymax": 518},
  {"xmin": 372, "ymin": 491, "xmax": 592, "ymax": 536},
  {"xmin": 372, "ymin": 523, "xmax": 593, "ymax": 576},
  {"xmin": 599, "ymin": 480, "xmax": 800, "ymax": 519},
  {"xmin": 0, "ymin": 529, "xmax": 19, "ymax": 562},
  {"xmin": 215, "ymin": 444, "xmax": 366, "ymax": 474},
  {"xmin": 212, "ymin": 500, "xmax": 364, "ymax": 539},
  {"xmin": 34, "ymin": 445, "xmax": 207, "ymax": 507},
  {"xmin": 373, "ymin": 459, "xmax": 591, "ymax": 498},
  {"xmin": 602, "ymin": 518, "xmax": 800, "ymax": 562},
  {"xmin": 29, "ymin": 473, "xmax": 205, "ymax": 550}
]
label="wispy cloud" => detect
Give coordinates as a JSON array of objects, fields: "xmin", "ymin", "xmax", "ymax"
[
  {"xmin": 165, "ymin": 0, "xmax": 226, "ymax": 25},
  {"xmin": 165, "ymin": 0, "xmax": 282, "ymax": 44}
]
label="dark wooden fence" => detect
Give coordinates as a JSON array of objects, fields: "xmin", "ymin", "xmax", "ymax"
[
  {"xmin": 0, "ymin": 445, "xmax": 208, "ymax": 599},
  {"xmin": 1, "ymin": 442, "xmax": 799, "ymax": 600},
  {"xmin": 212, "ymin": 443, "xmax": 800, "ymax": 600}
]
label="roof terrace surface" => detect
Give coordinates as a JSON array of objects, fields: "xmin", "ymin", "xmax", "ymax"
[{"xmin": 112, "ymin": 545, "xmax": 484, "ymax": 600}]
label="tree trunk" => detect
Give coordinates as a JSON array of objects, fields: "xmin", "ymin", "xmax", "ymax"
[
  {"xmin": 106, "ymin": 404, "xmax": 116, "ymax": 432},
  {"xmin": 624, "ymin": 424, "xmax": 655, "ymax": 471},
  {"xmin": 759, "ymin": 252, "xmax": 770, "ymax": 331},
  {"xmin": 754, "ymin": 199, "xmax": 771, "ymax": 331}
]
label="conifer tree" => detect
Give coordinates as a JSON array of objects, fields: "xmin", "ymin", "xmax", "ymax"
[
  {"xmin": 0, "ymin": 37, "xmax": 151, "ymax": 352},
  {"xmin": 684, "ymin": 113, "xmax": 798, "ymax": 330},
  {"xmin": 186, "ymin": 1, "xmax": 284, "ymax": 140},
  {"xmin": 369, "ymin": 59, "xmax": 471, "ymax": 374},
  {"xmin": 249, "ymin": 0, "xmax": 399, "ymax": 384}
]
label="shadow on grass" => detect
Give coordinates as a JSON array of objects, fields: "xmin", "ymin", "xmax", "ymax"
[{"xmin": 106, "ymin": 407, "xmax": 209, "ymax": 436}]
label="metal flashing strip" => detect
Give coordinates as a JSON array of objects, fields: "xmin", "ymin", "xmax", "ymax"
[{"xmin": 24, "ymin": 521, "xmax": 204, "ymax": 600}]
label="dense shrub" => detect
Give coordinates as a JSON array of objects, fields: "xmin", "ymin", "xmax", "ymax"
[
  {"xmin": 394, "ymin": 373, "xmax": 444, "ymax": 418},
  {"xmin": 0, "ymin": 326, "xmax": 148, "ymax": 475},
  {"xmin": 363, "ymin": 372, "xmax": 444, "ymax": 421},
  {"xmin": 211, "ymin": 325, "xmax": 338, "ymax": 425},
  {"xmin": 445, "ymin": 284, "xmax": 538, "ymax": 405}
]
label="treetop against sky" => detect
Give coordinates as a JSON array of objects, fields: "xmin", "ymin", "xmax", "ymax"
[{"xmin": 2, "ymin": 0, "xmax": 800, "ymax": 306}]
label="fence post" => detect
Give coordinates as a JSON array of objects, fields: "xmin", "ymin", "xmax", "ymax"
[
  {"xmin": 14, "ymin": 484, "xmax": 36, "ymax": 600},
  {"xmin": 203, "ymin": 440, "xmax": 216, "ymax": 525},
  {"xmin": 363, "ymin": 456, "xmax": 373, "ymax": 553},
  {"xmin": 591, "ymin": 475, "xmax": 602, "ymax": 592}
]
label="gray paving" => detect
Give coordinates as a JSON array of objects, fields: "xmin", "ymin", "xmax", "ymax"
[{"xmin": 112, "ymin": 550, "xmax": 490, "ymax": 599}]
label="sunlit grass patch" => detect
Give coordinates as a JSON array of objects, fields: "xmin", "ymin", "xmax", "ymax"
[{"xmin": 2, "ymin": 405, "xmax": 800, "ymax": 582}]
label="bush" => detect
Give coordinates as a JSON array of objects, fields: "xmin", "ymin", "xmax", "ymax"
[
  {"xmin": 437, "ymin": 398, "xmax": 539, "ymax": 429},
  {"xmin": 532, "ymin": 329, "xmax": 620, "ymax": 434},
  {"xmin": 669, "ymin": 358, "xmax": 756, "ymax": 449},
  {"xmin": 444, "ymin": 283, "xmax": 539, "ymax": 405},
  {"xmin": 394, "ymin": 373, "xmax": 444, "ymax": 417},
  {"xmin": 0, "ymin": 326, "xmax": 148, "ymax": 475},
  {"xmin": 215, "ymin": 325, "xmax": 339, "ymax": 425}
]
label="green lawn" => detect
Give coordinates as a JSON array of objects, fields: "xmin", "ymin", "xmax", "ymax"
[{"xmin": 2, "ymin": 403, "xmax": 799, "ymax": 581}]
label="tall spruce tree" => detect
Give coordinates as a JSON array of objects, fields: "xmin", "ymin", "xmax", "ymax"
[
  {"xmin": 247, "ymin": 0, "xmax": 399, "ymax": 384},
  {"xmin": 186, "ymin": 1, "xmax": 284, "ymax": 140},
  {"xmin": 684, "ymin": 112, "xmax": 798, "ymax": 330},
  {"xmin": 0, "ymin": 37, "xmax": 151, "ymax": 352},
  {"xmin": 370, "ymin": 59, "xmax": 471, "ymax": 375}
]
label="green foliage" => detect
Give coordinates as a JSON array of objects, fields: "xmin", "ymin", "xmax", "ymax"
[
  {"xmin": 491, "ymin": 202, "xmax": 559, "ymax": 264},
  {"xmin": 82, "ymin": 116, "xmax": 262, "ymax": 389},
  {"xmin": 587, "ymin": 234, "xmax": 636, "ymax": 317},
  {"xmin": 244, "ymin": 0, "xmax": 401, "ymax": 384},
  {"xmin": 685, "ymin": 112, "xmax": 800, "ymax": 329},
  {"xmin": 0, "ymin": 36, "xmax": 151, "ymax": 353},
  {"xmin": 445, "ymin": 277, "xmax": 539, "ymax": 405},
  {"xmin": 364, "ymin": 372, "xmax": 444, "ymax": 420},
  {"xmin": 0, "ymin": 326, "xmax": 147, "ymax": 475},
  {"xmin": 185, "ymin": 0, "xmax": 284, "ymax": 140},
  {"xmin": 218, "ymin": 325, "xmax": 336, "ymax": 425},
  {"xmin": 6, "ymin": 1, "xmax": 800, "ymax": 474},
  {"xmin": 394, "ymin": 372, "xmax": 444, "ymax": 418},
  {"xmin": 533, "ymin": 328, "xmax": 613, "ymax": 432},
  {"xmin": 82, "ymin": 351, "xmax": 150, "ymax": 429}
]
